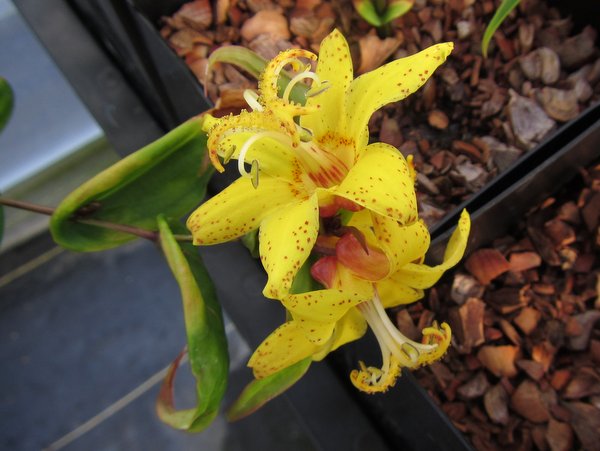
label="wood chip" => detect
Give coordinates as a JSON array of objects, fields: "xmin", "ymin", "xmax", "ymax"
[
  {"xmin": 428, "ymin": 109, "xmax": 449, "ymax": 130},
  {"xmin": 511, "ymin": 380, "xmax": 550, "ymax": 423},
  {"xmin": 395, "ymin": 309, "xmax": 420, "ymax": 341},
  {"xmin": 514, "ymin": 306, "xmax": 542, "ymax": 335},
  {"xmin": 450, "ymin": 273, "xmax": 485, "ymax": 305},
  {"xmin": 563, "ymin": 368, "xmax": 600, "ymax": 399},
  {"xmin": 176, "ymin": 0, "xmax": 213, "ymax": 31},
  {"xmin": 532, "ymin": 341, "xmax": 556, "ymax": 372},
  {"xmin": 509, "ymin": 251, "xmax": 542, "ymax": 272},
  {"xmin": 568, "ymin": 311, "xmax": 600, "ymax": 351},
  {"xmin": 450, "ymin": 297, "xmax": 486, "ymax": 352},
  {"xmin": 499, "ymin": 318, "xmax": 522, "ymax": 346},
  {"xmin": 457, "ymin": 371, "xmax": 490, "ymax": 400},
  {"xmin": 550, "ymin": 369, "xmax": 571, "ymax": 391},
  {"xmin": 546, "ymin": 419, "xmax": 573, "ymax": 451},
  {"xmin": 519, "ymin": 47, "xmax": 561, "ymax": 84},
  {"xmin": 508, "ymin": 90, "xmax": 555, "ymax": 149},
  {"xmin": 537, "ymin": 87, "xmax": 580, "ymax": 122},
  {"xmin": 516, "ymin": 359, "xmax": 545, "ymax": 381},
  {"xmin": 564, "ymin": 402, "xmax": 600, "ymax": 451},
  {"xmin": 240, "ymin": 10, "xmax": 290, "ymax": 41},
  {"xmin": 465, "ymin": 249, "xmax": 510, "ymax": 285},
  {"xmin": 556, "ymin": 26, "xmax": 597, "ymax": 69},
  {"xmin": 477, "ymin": 345, "xmax": 519, "ymax": 378},
  {"xmin": 484, "ymin": 384, "xmax": 509, "ymax": 425},
  {"xmin": 357, "ymin": 32, "xmax": 402, "ymax": 74}
]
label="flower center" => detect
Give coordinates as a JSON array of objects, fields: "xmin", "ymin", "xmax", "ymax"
[{"xmin": 209, "ymin": 48, "xmax": 350, "ymax": 189}]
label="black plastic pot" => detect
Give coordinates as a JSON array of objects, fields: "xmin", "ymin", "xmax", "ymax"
[{"xmin": 60, "ymin": 0, "xmax": 600, "ymax": 449}]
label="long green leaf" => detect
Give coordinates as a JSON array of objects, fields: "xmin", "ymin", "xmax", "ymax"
[
  {"xmin": 50, "ymin": 117, "xmax": 213, "ymax": 252},
  {"xmin": 381, "ymin": 0, "xmax": 413, "ymax": 23},
  {"xmin": 207, "ymin": 46, "xmax": 308, "ymax": 105},
  {"xmin": 352, "ymin": 0, "xmax": 383, "ymax": 27},
  {"xmin": 227, "ymin": 358, "xmax": 311, "ymax": 421},
  {"xmin": 156, "ymin": 216, "xmax": 229, "ymax": 432},
  {"xmin": 0, "ymin": 77, "xmax": 13, "ymax": 133},
  {"xmin": 481, "ymin": 0, "xmax": 521, "ymax": 58}
]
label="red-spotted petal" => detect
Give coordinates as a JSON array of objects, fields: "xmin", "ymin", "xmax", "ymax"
[
  {"xmin": 394, "ymin": 210, "xmax": 471, "ymax": 288},
  {"xmin": 187, "ymin": 175, "xmax": 308, "ymax": 245},
  {"xmin": 372, "ymin": 214, "xmax": 430, "ymax": 276},
  {"xmin": 248, "ymin": 321, "xmax": 320, "ymax": 379},
  {"xmin": 260, "ymin": 194, "xmax": 320, "ymax": 299},
  {"xmin": 335, "ymin": 142, "xmax": 418, "ymax": 224},
  {"xmin": 345, "ymin": 42, "xmax": 453, "ymax": 148}
]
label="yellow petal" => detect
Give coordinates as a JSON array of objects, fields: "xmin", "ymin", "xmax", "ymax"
[
  {"xmin": 187, "ymin": 175, "xmax": 306, "ymax": 245},
  {"xmin": 345, "ymin": 43, "xmax": 453, "ymax": 147},
  {"xmin": 248, "ymin": 321, "xmax": 320, "ymax": 379},
  {"xmin": 312, "ymin": 308, "xmax": 367, "ymax": 361},
  {"xmin": 393, "ymin": 210, "xmax": 471, "ymax": 288},
  {"xmin": 372, "ymin": 214, "xmax": 430, "ymax": 276},
  {"xmin": 376, "ymin": 276, "xmax": 424, "ymax": 308},
  {"xmin": 260, "ymin": 194, "xmax": 320, "ymax": 299},
  {"xmin": 291, "ymin": 316, "xmax": 336, "ymax": 345},
  {"xmin": 335, "ymin": 143, "xmax": 418, "ymax": 224},
  {"xmin": 214, "ymin": 130, "xmax": 301, "ymax": 180},
  {"xmin": 301, "ymin": 29, "xmax": 354, "ymax": 141},
  {"xmin": 282, "ymin": 287, "xmax": 369, "ymax": 323}
]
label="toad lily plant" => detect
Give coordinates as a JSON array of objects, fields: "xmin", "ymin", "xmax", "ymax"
[{"xmin": 187, "ymin": 30, "xmax": 469, "ymax": 394}]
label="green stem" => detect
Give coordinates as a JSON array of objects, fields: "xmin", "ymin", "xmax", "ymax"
[{"xmin": 0, "ymin": 197, "xmax": 193, "ymax": 243}]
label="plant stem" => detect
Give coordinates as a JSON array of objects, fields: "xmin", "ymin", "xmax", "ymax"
[
  {"xmin": 0, "ymin": 197, "xmax": 194, "ymax": 243},
  {"xmin": 0, "ymin": 197, "xmax": 54, "ymax": 215}
]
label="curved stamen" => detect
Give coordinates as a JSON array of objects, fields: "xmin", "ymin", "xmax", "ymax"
[
  {"xmin": 370, "ymin": 291, "xmax": 437, "ymax": 354},
  {"xmin": 259, "ymin": 49, "xmax": 317, "ymax": 106},
  {"xmin": 243, "ymin": 89, "xmax": 263, "ymax": 112},
  {"xmin": 237, "ymin": 131, "xmax": 271, "ymax": 177},
  {"xmin": 351, "ymin": 289, "xmax": 450, "ymax": 393},
  {"xmin": 283, "ymin": 70, "xmax": 321, "ymax": 102}
]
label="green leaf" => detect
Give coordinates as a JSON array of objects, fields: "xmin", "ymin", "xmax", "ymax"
[
  {"xmin": 289, "ymin": 254, "xmax": 322, "ymax": 295},
  {"xmin": 352, "ymin": 0, "xmax": 383, "ymax": 27},
  {"xmin": 481, "ymin": 0, "xmax": 521, "ymax": 58},
  {"xmin": 50, "ymin": 117, "xmax": 213, "ymax": 252},
  {"xmin": 381, "ymin": 0, "xmax": 413, "ymax": 23},
  {"xmin": 227, "ymin": 357, "xmax": 311, "ymax": 421},
  {"xmin": 207, "ymin": 46, "xmax": 308, "ymax": 105},
  {"xmin": 0, "ymin": 77, "xmax": 14, "ymax": 133},
  {"xmin": 156, "ymin": 216, "xmax": 229, "ymax": 432}
]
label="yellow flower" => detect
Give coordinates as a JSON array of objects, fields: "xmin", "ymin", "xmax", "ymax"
[
  {"xmin": 248, "ymin": 210, "xmax": 470, "ymax": 393},
  {"xmin": 187, "ymin": 30, "xmax": 454, "ymax": 300}
]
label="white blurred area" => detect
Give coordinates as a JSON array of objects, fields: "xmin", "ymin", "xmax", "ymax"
[{"xmin": 0, "ymin": 0, "xmax": 117, "ymax": 250}]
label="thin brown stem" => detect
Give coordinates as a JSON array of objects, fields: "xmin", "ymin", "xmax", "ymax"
[
  {"xmin": 0, "ymin": 197, "xmax": 54, "ymax": 216},
  {"xmin": 78, "ymin": 218, "xmax": 159, "ymax": 241},
  {"xmin": 0, "ymin": 197, "xmax": 194, "ymax": 243}
]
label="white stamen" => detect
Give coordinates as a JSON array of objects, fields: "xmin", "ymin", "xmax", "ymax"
[
  {"xmin": 235, "ymin": 131, "xmax": 292, "ymax": 182},
  {"xmin": 237, "ymin": 132, "xmax": 267, "ymax": 177},
  {"xmin": 283, "ymin": 70, "xmax": 321, "ymax": 102},
  {"xmin": 371, "ymin": 292, "xmax": 438, "ymax": 353},
  {"xmin": 243, "ymin": 90, "xmax": 263, "ymax": 112}
]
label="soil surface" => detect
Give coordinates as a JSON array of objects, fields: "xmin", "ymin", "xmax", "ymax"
[{"xmin": 408, "ymin": 161, "xmax": 600, "ymax": 450}]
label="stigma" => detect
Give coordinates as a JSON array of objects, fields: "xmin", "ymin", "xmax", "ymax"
[{"xmin": 351, "ymin": 290, "xmax": 451, "ymax": 393}]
